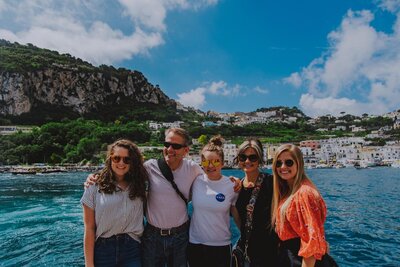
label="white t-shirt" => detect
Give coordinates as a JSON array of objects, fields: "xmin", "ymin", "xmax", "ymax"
[
  {"xmin": 189, "ymin": 174, "xmax": 239, "ymax": 246},
  {"xmin": 144, "ymin": 158, "xmax": 203, "ymax": 228}
]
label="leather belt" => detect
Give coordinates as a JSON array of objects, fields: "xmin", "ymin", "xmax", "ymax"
[{"xmin": 147, "ymin": 221, "xmax": 189, "ymax": 236}]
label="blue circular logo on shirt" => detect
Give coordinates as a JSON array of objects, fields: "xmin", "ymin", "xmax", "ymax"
[{"xmin": 216, "ymin": 193, "xmax": 225, "ymax": 202}]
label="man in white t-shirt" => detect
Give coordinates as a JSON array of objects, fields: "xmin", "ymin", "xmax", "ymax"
[{"xmin": 142, "ymin": 127, "xmax": 203, "ymax": 267}]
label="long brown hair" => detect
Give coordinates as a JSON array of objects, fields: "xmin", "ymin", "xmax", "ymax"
[
  {"xmin": 98, "ymin": 139, "xmax": 148, "ymax": 200},
  {"xmin": 270, "ymin": 144, "xmax": 316, "ymax": 230}
]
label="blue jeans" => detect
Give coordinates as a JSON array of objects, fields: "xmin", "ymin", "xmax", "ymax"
[
  {"xmin": 94, "ymin": 234, "xmax": 141, "ymax": 267},
  {"xmin": 142, "ymin": 224, "xmax": 189, "ymax": 267}
]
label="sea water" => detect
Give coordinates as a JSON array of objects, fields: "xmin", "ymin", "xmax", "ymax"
[{"xmin": 0, "ymin": 168, "xmax": 399, "ymax": 266}]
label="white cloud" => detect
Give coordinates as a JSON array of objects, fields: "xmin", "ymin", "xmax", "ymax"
[
  {"xmin": 119, "ymin": 0, "xmax": 167, "ymax": 31},
  {"xmin": 230, "ymin": 84, "xmax": 242, "ymax": 96},
  {"xmin": 0, "ymin": 0, "xmax": 218, "ymax": 65},
  {"xmin": 377, "ymin": 0, "xmax": 400, "ymax": 12},
  {"xmin": 285, "ymin": 9, "xmax": 400, "ymax": 117},
  {"xmin": 0, "ymin": 1, "xmax": 8, "ymax": 12},
  {"xmin": 177, "ymin": 80, "xmax": 243, "ymax": 108},
  {"xmin": 253, "ymin": 86, "xmax": 269, "ymax": 94},
  {"xmin": 208, "ymin": 81, "xmax": 230, "ymax": 95},
  {"xmin": 299, "ymin": 94, "xmax": 367, "ymax": 117},
  {"xmin": 283, "ymin": 72, "xmax": 302, "ymax": 88},
  {"xmin": 118, "ymin": 0, "xmax": 219, "ymax": 31},
  {"xmin": 177, "ymin": 87, "xmax": 207, "ymax": 109}
]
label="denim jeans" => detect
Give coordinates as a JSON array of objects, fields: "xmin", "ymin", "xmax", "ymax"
[
  {"xmin": 142, "ymin": 224, "xmax": 189, "ymax": 267},
  {"xmin": 94, "ymin": 233, "xmax": 141, "ymax": 267}
]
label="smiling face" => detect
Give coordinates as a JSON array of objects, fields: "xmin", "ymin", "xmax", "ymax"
[
  {"xmin": 238, "ymin": 147, "xmax": 260, "ymax": 174},
  {"xmin": 111, "ymin": 146, "xmax": 131, "ymax": 181},
  {"xmin": 201, "ymin": 151, "xmax": 223, "ymax": 179},
  {"xmin": 276, "ymin": 151, "xmax": 298, "ymax": 187},
  {"xmin": 163, "ymin": 131, "xmax": 189, "ymax": 168}
]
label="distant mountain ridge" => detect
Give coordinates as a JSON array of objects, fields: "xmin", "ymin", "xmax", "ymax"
[{"xmin": 0, "ymin": 39, "xmax": 176, "ymax": 124}]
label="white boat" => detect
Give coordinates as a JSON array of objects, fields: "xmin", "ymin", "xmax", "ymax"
[
  {"xmin": 360, "ymin": 161, "xmax": 375, "ymax": 168},
  {"xmin": 391, "ymin": 160, "xmax": 400, "ymax": 168}
]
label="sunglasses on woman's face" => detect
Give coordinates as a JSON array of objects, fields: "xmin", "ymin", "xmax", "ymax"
[
  {"xmin": 238, "ymin": 154, "xmax": 259, "ymax": 162},
  {"xmin": 111, "ymin": 155, "xmax": 131, "ymax": 164},
  {"xmin": 163, "ymin": 142, "xmax": 186, "ymax": 150},
  {"xmin": 276, "ymin": 159, "xmax": 294, "ymax": 168},
  {"xmin": 201, "ymin": 159, "xmax": 221, "ymax": 168}
]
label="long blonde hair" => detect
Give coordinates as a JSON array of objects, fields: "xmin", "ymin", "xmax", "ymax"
[{"xmin": 270, "ymin": 144, "xmax": 316, "ymax": 230}]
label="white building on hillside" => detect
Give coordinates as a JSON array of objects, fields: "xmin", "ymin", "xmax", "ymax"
[{"xmin": 223, "ymin": 143, "xmax": 238, "ymax": 167}]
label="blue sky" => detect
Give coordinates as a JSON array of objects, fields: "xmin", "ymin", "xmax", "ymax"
[{"xmin": 1, "ymin": 0, "xmax": 400, "ymax": 117}]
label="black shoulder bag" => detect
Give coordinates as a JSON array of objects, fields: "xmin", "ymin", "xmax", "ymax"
[
  {"xmin": 157, "ymin": 158, "xmax": 188, "ymax": 204},
  {"xmin": 231, "ymin": 173, "xmax": 265, "ymax": 267}
]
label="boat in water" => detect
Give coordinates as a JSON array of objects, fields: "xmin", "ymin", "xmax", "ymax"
[
  {"xmin": 11, "ymin": 168, "xmax": 37, "ymax": 175},
  {"xmin": 11, "ymin": 166, "xmax": 68, "ymax": 175},
  {"xmin": 391, "ymin": 160, "xmax": 400, "ymax": 168}
]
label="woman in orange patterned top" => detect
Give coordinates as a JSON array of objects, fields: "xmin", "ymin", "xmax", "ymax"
[{"xmin": 271, "ymin": 144, "xmax": 335, "ymax": 267}]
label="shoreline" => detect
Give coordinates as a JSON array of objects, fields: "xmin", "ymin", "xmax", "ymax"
[{"xmin": 0, "ymin": 164, "xmax": 103, "ymax": 174}]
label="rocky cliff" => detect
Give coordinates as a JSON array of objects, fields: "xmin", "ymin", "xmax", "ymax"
[{"xmin": 0, "ymin": 40, "xmax": 176, "ymax": 123}]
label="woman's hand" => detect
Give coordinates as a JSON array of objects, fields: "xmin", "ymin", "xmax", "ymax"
[
  {"xmin": 302, "ymin": 256, "xmax": 316, "ymax": 267},
  {"xmin": 230, "ymin": 176, "xmax": 242, "ymax": 192},
  {"xmin": 83, "ymin": 174, "xmax": 99, "ymax": 188}
]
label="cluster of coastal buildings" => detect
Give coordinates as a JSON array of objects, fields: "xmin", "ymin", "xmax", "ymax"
[
  {"xmin": 148, "ymin": 109, "xmax": 400, "ymax": 132},
  {"xmin": 4, "ymin": 136, "xmax": 400, "ymax": 174},
  {"xmin": 146, "ymin": 110, "xmax": 400, "ymax": 168},
  {"xmin": 140, "ymin": 136, "xmax": 400, "ymax": 169}
]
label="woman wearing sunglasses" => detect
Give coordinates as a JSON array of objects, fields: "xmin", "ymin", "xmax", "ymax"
[
  {"xmin": 231, "ymin": 138, "xmax": 279, "ymax": 267},
  {"xmin": 188, "ymin": 135, "xmax": 239, "ymax": 267},
  {"xmin": 271, "ymin": 144, "xmax": 329, "ymax": 267},
  {"xmin": 81, "ymin": 139, "xmax": 148, "ymax": 267}
]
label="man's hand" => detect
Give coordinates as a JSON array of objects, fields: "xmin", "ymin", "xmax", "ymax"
[
  {"xmin": 84, "ymin": 173, "xmax": 99, "ymax": 188},
  {"xmin": 230, "ymin": 176, "xmax": 242, "ymax": 192}
]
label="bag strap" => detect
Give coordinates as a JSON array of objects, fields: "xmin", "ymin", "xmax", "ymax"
[
  {"xmin": 242, "ymin": 172, "xmax": 265, "ymax": 261},
  {"xmin": 157, "ymin": 158, "xmax": 188, "ymax": 204}
]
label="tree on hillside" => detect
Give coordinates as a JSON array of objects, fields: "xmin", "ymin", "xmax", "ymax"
[{"xmin": 198, "ymin": 134, "xmax": 208, "ymax": 145}]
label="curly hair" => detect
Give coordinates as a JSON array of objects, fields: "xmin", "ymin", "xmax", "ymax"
[{"xmin": 97, "ymin": 139, "xmax": 148, "ymax": 200}]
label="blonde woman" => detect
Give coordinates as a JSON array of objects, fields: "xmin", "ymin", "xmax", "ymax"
[
  {"xmin": 188, "ymin": 135, "xmax": 239, "ymax": 267},
  {"xmin": 231, "ymin": 138, "xmax": 279, "ymax": 267},
  {"xmin": 271, "ymin": 144, "xmax": 337, "ymax": 267}
]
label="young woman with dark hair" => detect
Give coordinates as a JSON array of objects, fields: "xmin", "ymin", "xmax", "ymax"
[{"xmin": 81, "ymin": 139, "xmax": 148, "ymax": 267}]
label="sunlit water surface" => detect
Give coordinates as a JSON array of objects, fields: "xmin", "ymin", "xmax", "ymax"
[{"xmin": 0, "ymin": 168, "xmax": 399, "ymax": 266}]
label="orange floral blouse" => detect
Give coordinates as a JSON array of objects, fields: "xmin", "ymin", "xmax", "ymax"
[{"xmin": 276, "ymin": 180, "xmax": 327, "ymax": 260}]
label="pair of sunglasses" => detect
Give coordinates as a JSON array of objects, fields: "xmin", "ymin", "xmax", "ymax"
[
  {"xmin": 238, "ymin": 154, "xmax": 259, "ymax": 162},
  {"xmin": 201, "ymin": 159, "xmax": 221, "ymax": 168},
  {"xmin": 111, "ymin": 155, "xmax": 131, "ymax": 164},
  {"xmin": 276, "ymin": 159, "xmax": 294, "ymax": 168},
  {"xmin": 163, "ymin": 142, "xmax": 186, "ymax": 150}
]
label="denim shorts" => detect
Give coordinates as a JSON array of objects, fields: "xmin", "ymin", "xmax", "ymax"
[{"xmin": 95, "ymin": 233, "xmax": 141, "ymax": 267}]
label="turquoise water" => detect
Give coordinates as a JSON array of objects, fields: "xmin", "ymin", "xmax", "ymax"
[{"xmin": 0, "ymin": 168, "xmax": 399, "ymax": 266}]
